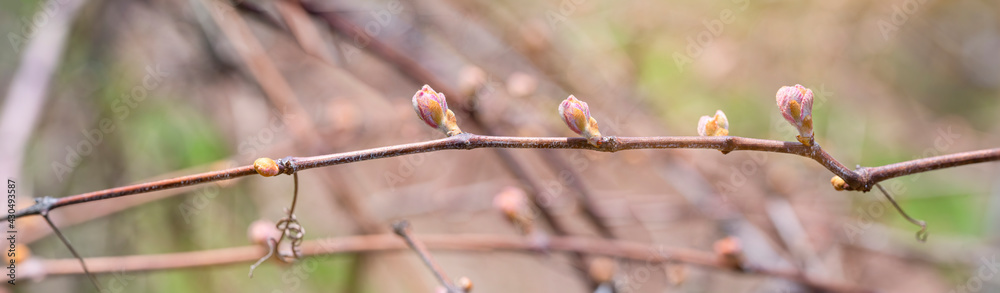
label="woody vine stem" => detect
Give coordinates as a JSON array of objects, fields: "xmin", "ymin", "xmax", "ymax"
[
  {"xmin": 17, "ymin": 84, "xmax": 1000, "ymax": 292},
  {"xmin": 17, "ymin": 133, "xmax": 1000, "ymax": 218}
]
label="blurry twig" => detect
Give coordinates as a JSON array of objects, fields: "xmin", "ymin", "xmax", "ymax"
[
  {"xmin": 0, "ymin": 0, "xmax": 87, "ymax": 193},
  {"xmin": 274, "ymin": 0, "xmax": 335, "ymax": 63},
  {"xmin": 39, "ymin": 233, "xmax": 873, "ymax": 293},
  {"xmin": 393, "ymin": 220, "xmax": 463, "ymax": 293},
  {"xmin": 40, "ymin": 212, "xmax": 102, "ymax": 291}
]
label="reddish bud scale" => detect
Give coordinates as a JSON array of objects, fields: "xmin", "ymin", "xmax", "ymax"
[
  {"xmin": 776, "ymin": 84, "xmax": 815, "ymax": 145},
  {"xmin": 412, "ymin": 85, "xmax": 462, "ymax": 136},
  {"xmin": 558, "ymin": 95, "xmax": 603, "ymax": 146}
]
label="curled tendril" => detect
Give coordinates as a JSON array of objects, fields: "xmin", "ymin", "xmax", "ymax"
[
  {"xmin": 249, "ymin": 237, "xmax": 276, "ymax": 278},
  {"xmin": 276, "ymin": 213, "xmax": 305, "ymax": 260},
  {"xmin": 248, "ymin": 172, "xmax": 307, "ymax": 277}
]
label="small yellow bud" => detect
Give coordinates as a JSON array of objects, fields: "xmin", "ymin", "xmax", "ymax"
[
  {"xmin": 697, "ymin": 110, "xmax": 730, "ymax": 136},
  {"xmin": 254, "ymin": 158, "xmax": 280, "ymax": 177},
  {"xmin": 830, "ymin": 176, "xmax": 848, "ymax": 191}
]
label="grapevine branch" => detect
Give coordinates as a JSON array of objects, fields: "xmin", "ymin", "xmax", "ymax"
[
  {"xmin": 17, "ymin": 133, "xmax": 1000, "ymax": 218},
  {"xmin": 37, "ymin": 233, "xmax": 873, "ymax": 293}
]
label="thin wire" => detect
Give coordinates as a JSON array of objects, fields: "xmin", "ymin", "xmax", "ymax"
[
  {"xmin": 875, "ymin": 183, "xmax": 928, "ymax": 242},
  {"xmin": 41, "ymin": 214, "xmax": 103, "ymax": 291}
]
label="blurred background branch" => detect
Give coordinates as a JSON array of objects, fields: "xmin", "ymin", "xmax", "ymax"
[{"xmin": 2, "ymin": 0, "xmax": 999, "ymax": 292}]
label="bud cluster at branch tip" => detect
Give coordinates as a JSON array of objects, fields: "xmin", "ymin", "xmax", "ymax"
[
  {"xmin": 775, "ymin": 84, "xmax": 815, "ymax": 146},
  {"xmin": 558, "ymin": 95, "xmax": 602, "ymax": 146},
  {"xmin": 697, "ymin": 110, "xmax": 729, "ymax": 136},
  {"xmin": 412, "ymin": 85, "xmax": 462, "ymax": 136}
]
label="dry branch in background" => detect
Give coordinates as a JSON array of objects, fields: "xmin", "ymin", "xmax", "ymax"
[
  {"xmin": 9, "ymin": 1, "xmax": 1000, "ymax": 292},
  {"xmin": 36, "ymin": 233, "xmax": 873, "ymax": 293}
]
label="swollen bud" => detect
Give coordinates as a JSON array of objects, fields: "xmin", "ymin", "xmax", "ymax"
[
  {"xmin": 254, "ymin": 158, "xmax": 280, "ymax": 177},
  {"xmin": 558, "ymin": 95, "xmax": 602, "ymax": 146},
  {"xmin": 588, "ymin": 257, "xmax": 617, "ymax": 284},
  {"xmin": 493, "ymin": 187, "xmax": 534, "ymax": 234},
  {"xmin": 830, "ymin": 176, "xmax": 848, "ymax": 191},
  {"xmin": 248, "ymin": 219, "xmax": 280, "ymax": 245},
  {"xmin": 697, "ymin": 110, "xmax": 729, "ymax": 136},
  {"xmin": 412, "ymin": 85, "xmax": 462, "ymax": 136},
  {"xmin": 775, "ymin": 84, "xmax": 815, "ymax": 146}
]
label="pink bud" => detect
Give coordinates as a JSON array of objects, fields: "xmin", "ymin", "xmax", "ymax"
[
  {"xmin": 493, "ymin": 187, "xmax": 528, "ymax": 218},
  {"xmin": 558, "ymin": 95, "xmax": 602, "ymax": 146},
  {"xmin": 697, "ymin": 110, "xmax": 729, "ymax": 136},
  {"xmin": 412, "ymin": 85, "xmax": 462, "ymax": 136},
  {"xmin": 247, "ymin": 219, "xmax": 280, "ymax": 245},
  {"xmin": 775, "ymin": 84, "xmax": 815, "ymax": 145}
]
